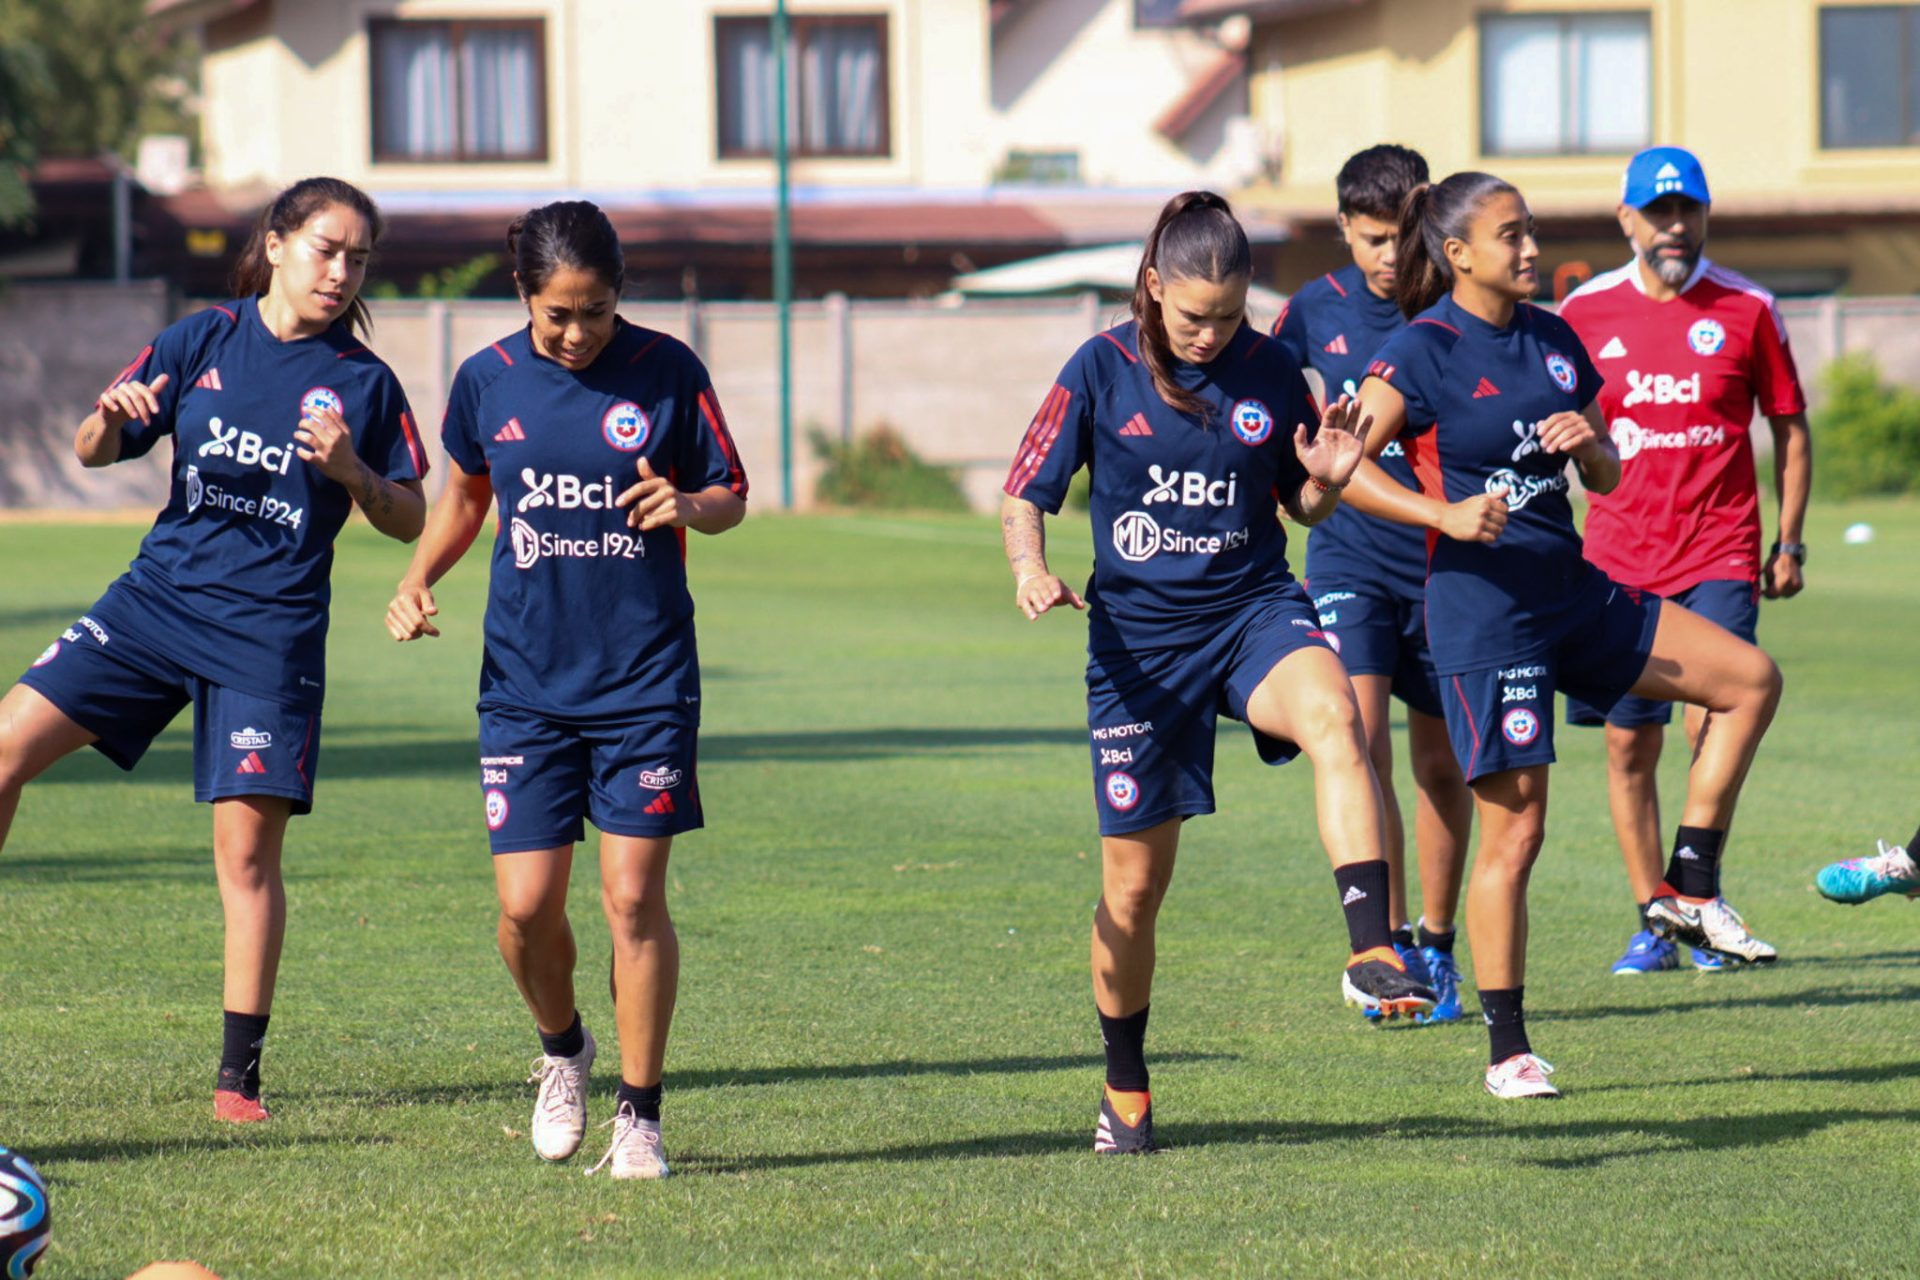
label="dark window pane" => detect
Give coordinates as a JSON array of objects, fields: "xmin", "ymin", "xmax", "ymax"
[
  {"xmin": 374, "ymin": 24, "xmax": 457, "ymax": 159},
  {"xmin": 461, "ymin": 27, "xmax": 540, "ymax": 157},
  {"xmin": 801, "ymin": 24, "xmax": 883, "ymax": 152},
  {"xmin": 1822, "ymin": 7, "xmax": 1904, "ymax": 146},
  {"xmin": 718, "ymin": 21, "xmax": 778, "ymax": 154}
]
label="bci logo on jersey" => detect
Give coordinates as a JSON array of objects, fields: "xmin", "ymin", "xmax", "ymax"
[
  {"xmin": 1622, "ymin": 370, "xmax": 1701, "ymax": 407},
  {"xmin": 602, "ymin": 401, "xmax": 651, "ymax": 451},
  {"xmin": 1687, "ymin": 319, "xmax": 1727, "ymax": 356},
  {"xmin": 300, "ymin": 386, "xmax": 343, "ymax": 420},
  {"xmin": 517, "ymin": 469, "xmax": 617, "ymax": 513},
  {"xmin": 1143, "ymin": 464, "xmax": 1239, "ymax": 508},
  {"xmin": 197, "ymin": 417, "xmax": 294, "ymax": 474},
  {"xmin": 1229, "ymin": 399, "xmax": 1273, "ymax": 446}
]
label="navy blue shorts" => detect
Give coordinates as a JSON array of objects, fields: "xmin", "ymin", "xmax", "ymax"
[
  {"xmin": 1439, "ymin": 580, "xmax": 1662, "ymax": 783},
  {"xmin": 477, "ymin": 702, "xmax": 702, "ymax": 854},
  {"xmin": 1086, "ymin": 585, "xmax": 1333, "ymax": 837},
  {"xmin": 1565, "ymin": 578, "xmax": 1759, "ymax": 728},
  {"xmin": 19, "ymin": 615, "xmax": 320, "ymax": 814},
  {"xmin": 1309, "ymin": 579, "xmax": 1443, "ymax": 719}
]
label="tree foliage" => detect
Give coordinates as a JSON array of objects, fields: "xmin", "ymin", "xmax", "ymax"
[{"xmin": 0, "ymin": 0, "xmax": 198, "ymax": 161}]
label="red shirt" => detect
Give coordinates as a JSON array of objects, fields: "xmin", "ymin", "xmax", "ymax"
[{"xmin": 1559, "ymin": 258, "xmax": 1805, "ymax": 596}]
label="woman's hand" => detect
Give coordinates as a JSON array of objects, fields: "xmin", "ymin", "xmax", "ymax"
[
  {"xmin": 385, "ymin": 579, "xmax": 440, "ymax": 641},
  {"xmin": 617, "ymin": 456, "xmax": 693, "ymax": 530},
  {"xmin": 97, "ymin": 372, "xmax": 171, "ymax": 429},
  {"xmin": 1438, "ymin": 488, "xmax": 1510, "ymax": 543},
  {"xmin": 294, "ymin": 405, "xmax": 364, "ymax": 485},
  {"xmin": 1015, "ymin": 573, "xmax": 1085, "ymax": 621},
  {"xmin": 1537, "ymin": 410, "xmax": 1601, "ymax": 460},
  {"xmin": 1294, "ymin": 396, "xmax": 1373, "ymax": 489}
]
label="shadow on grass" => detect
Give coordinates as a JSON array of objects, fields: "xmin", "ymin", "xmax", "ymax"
[
  {"xmin": 0, "ymin": 847, "xmax": 207, "ymax": 884},
  {"xmin": 1783, "ymin": 949, "xmax": 1920, "ymax": 967},
  {"xmin": 297, "ymin": 1052, "xmax": 1237, "ymax": 1107},
  {"xmin": 1577, "ymin": 1059, "xmax": 1920, "ymax": 1093},
  {"xmin": 1540, "ymin": 983, "xmax": 1920, "ymax": 1021},
  {"xmin": 24, "ymin": 725, "xmax": 1088, "ymax": 789},
  {"xmin": 32, "ymin": 1131, "xmax": 394, "ymax": 1165},
  {"xmin": 685, "ymin": 1106, "xmax": 1920, "ymax": 1175}
]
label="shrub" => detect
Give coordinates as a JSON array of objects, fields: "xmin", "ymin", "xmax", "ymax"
[
  {"xmin": 1813, "ymin": 353, "xmax": 1920, "ymax": 498},
  {"xmin": 810, "ymin": 426, "xmax": 969, "ymax": 511}
]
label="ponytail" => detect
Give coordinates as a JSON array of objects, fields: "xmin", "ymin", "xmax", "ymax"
[
  {"xmin": 1131, "ymin": 190, "xmax": 1253, "ymax": 422},
  {"xmin": 231, "ymin": 177, "xmax": 383, "ymax": 338},
  {"xmin": 1394, "ymin": 171, "xmax": 1519, "ymax": 319}
]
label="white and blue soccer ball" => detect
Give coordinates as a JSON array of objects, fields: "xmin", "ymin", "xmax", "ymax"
[{"xmin": 0, "ymin": 1145, "xmax": 49, "ymax": 1277}]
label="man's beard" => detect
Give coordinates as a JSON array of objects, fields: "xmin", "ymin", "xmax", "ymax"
[{"xmin": 1642, "ymin": 240, "xmax": 1699, "ymax": 286}]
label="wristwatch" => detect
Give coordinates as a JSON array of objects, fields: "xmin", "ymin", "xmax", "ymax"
[{"xmin": 1771, "ymin": 540, "xmax": 1807, "ymax": 565}]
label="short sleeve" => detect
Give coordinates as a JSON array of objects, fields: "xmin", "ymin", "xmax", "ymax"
[
  {"xmin": 102, "ymin": 322, "xmax": 194, "ymax": 462},
  {"xmin": 1749, "ymin": 301, "xmax": 1807, "ymax": 417},
  {"xmin": 1271, "ymin": 296, "xmax": 1309, "ymax": 366},
  {"xmin": 1566, "ymin": 326, "xmax": 1605, "ymax": 408},
  {"xmin": 440, "ymin": 362, "xmax": 489, "ymax": 476},
  {"xmin": 1363, "ymin": 327, "xmax": 1441, "ymax": 433},
  {"xmin": 1003, "ymin": 345, "xmax": 1098, "ymax": 515},
  {"xmin": 359, "ymin": 368, "xmax": 429, "ymax": 482},
  {"xmin": 674, "ymin": 362, "xmax": 750, "ymax": 499},
  {"xmin": 1274, "ymin": 361, "xmax": 1318, "ymax": 497}
]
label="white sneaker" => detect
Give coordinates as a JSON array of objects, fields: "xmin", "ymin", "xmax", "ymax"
[
  {"xmin": 1647, "ymin": 895, "xmax": 1778, "ymax": 964},
  {"xmin": 1484, "ymin": 1053, "xmax": 1559, "ymax": 1099},
  {"xmin": 585, "ymin": 1102, "xmax": 670, "ymax": 1180},
  {"xmin": 527, "ymin": 1025, "xmax": 596, "ymax": 1162}
]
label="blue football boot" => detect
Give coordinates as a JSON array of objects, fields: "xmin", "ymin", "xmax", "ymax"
[
  {"xmin": 1610, "ymin": 928, "xmax": 1679, "ymax": 975},
  {"xmin": 1415, "ymin": 945, "xmax": 1463, "ymax": 1022}
]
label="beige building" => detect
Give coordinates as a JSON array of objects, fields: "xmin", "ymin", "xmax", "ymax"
[{"xmin": 1197, "ymin": 0, "xmax": 1920, "ymax": 295}]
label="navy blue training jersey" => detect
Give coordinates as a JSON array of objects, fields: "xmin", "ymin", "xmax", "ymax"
[
  {"xmin": 1004, "ymin": 321, "xmax": 1317, "ymax": 650},
  {"xmin": 442, "ymin": 320, "xmax": 749, "ymax": 722},
  {"xmin": 1363, "ymin": 295, "xmax": 1606, "ymax": 674},
  {"xmin": 1273, "ymin": 264, "xmax": 1427, "ymax": 599},
  {"xmin": 91, "ymin": 297, "xmax": 427, "ymax": 711}
]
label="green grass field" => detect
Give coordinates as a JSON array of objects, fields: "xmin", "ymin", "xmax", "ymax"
[{"xmin": 2, "ymin": 501, "xmax": 1917, "ymax": 1278}]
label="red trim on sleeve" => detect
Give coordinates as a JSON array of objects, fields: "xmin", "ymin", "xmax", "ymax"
[
  {"xmin": 628, "ymin": 332, "xmax": 669, "ymax": 365},
  {"xmin": 104, "ymin": 345, "xmax": 154, "ymax": 395},
  {"xmin": 1270, "ymin": 302, "xmax": 1289, "ymax": 338},
  {"xmin": 697, "ymin": 388, "xmax": 749, "ymax": 498},
  {"xmin": 335, "ymin": 346, "xmax": 367, "ymax": 359},
  {"xmin": 1404, "ymin": 426, "xmax": 1445, "ymax": 568},
  {"xmin": 1004, "ymin": 384, "xmax": 1072, "ymax": 498},
  {"xmin": 210, "ymin": 304, "xmax": 238, "ymax": 323},
  {"xmin": 1412, "ymin": 317, "xmax": 1461, "ymax": 336},
  {"xmin": 1324, "ymin": 272, "xmax": 1347, "ymax": 298},
  {"xmin": 490, "ymin": 342, "xmax": 515, "ymax": 366},
  {"xmin": 1096, "ymin": 330, "xmax": 1139, "ymax": 363},
  {"xmin": 397, "ymin": 410, "xmax": 428, "ymax": 478}
]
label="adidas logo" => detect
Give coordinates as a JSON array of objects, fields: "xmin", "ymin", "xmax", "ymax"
[
  {"xmin": 643, "ymin": 791, "xmax": 676, "ymax": 816},
  {"xmin": 1676, "ymin": 845, "xmax": 1699, "ymax": 861},
  {"xmin": 494, "ymin": 417, "xmax": 527, "ymax": 443},
  {"xmin": 1323, "ymin": 334, "xmax": 1349, "ymax": 355},
  {"xmin": 1472, "ymin": 377, "xmax": 1501, "ymax": 398},
  {"xmin": 1655, "ymin": 161, "xmax": 1681, "ymax": 180},
  {"xmin": 195, "ymin": 368, "xmax": 223, "ymax": 391},
  {"xmin": 235, "ymin": 751, "xmax": 268, "ymax": 776},
  {"xmin": 1341, "ymin": 885, "xmax": 1367, "ymax": 906},
  {"xmin": 1119, "ymin": 413, "xmax": 1153, "ymax": 437},
  {"xmin": 1597, "ymin": 336, "xmax": 1627, "ymax": 359}
]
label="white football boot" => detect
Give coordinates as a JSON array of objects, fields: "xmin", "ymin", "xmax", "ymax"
[
  {"xmin": 1646, "ymin": 895, "xmax": 1777, "ymax": 964},
  {"xmin": 586, "ymin": 1102, "xmax": 671, "ymax": 1180},
  {"xmin": 1484, "ymin": 1053, "xmax": 1560, "ymax": 1099},
  {"xmin": 527, "ymin": 1025, "xmax": 596, "ymax": 1161}
]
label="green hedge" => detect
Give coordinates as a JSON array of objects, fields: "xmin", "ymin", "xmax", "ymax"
[
  {"xmin": 810, "ymin": 426, "xmax": 970, "ymax": 511},
  {"xmin": 1813, "ymin": 353, "xmax": 1920, "ymax": 499}
]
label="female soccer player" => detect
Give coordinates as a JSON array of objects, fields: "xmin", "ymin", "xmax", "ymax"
[
  {"xmin": 0, "ymin": 177, "xmax": 429, "ymax": 1121},
  {"xmin": 1002, "ymin": 191, "xmax": 1434, "ymax": 1155},
  {"xmin": 1342, "ymin": 172, "xmax": 1783, "ymax": 1098},
  {"xmin": 1272, "ymin": 144, "xmax": 1473, "ymax": 1021},
  {"xmin": 386, "ymin": 201, "xmax": 747, "ymax": 1180}
]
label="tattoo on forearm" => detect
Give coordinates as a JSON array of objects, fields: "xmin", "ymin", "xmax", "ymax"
[{"xmin": 1002, "ymin": 503, "xmax": 1048, "ymax": 577}]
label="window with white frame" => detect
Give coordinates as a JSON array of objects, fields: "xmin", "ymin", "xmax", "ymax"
[
  {"xmin": 370, "ymin": 19, "xmax": 547, "ymax": 163},
  {"xmin": 1821, "ymin": 5, "xmax": 1920, "ymax": 147},
  {"xmin": 715, "ymin": 14, "xmax": 890, "ymax": 158},
  {"xmin": 1481, "ymin": 12, "xmax": 1651, "ymax": 156}
]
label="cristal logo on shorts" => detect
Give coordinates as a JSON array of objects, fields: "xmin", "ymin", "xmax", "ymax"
[
  {"xmin": 229, "ymin": 727, "xmax": 272, "ymax": 750},
  {"xmin": 484, "ymin": 789, "xmax": 510, "ymax": 831},
  {"xmin": 638, "ymin": 767, "xmax": 683, "ymax": 790},
  {"xmin": 1105, "ymin": 771, "xmax": 1140, "ymax": 811}
]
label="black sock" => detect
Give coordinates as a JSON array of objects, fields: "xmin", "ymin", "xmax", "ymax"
[
  {"xmin": 1417, "ymin": 921, "xmax": 1456, "ymax": 954},
  {"xmin": 617, "ymin": 1079, "xmax": 662, "ymax": 1123},
  {"xmin": 1478, "ymin": 987, "xmax": 1530, "ymax": 1064},
  {"xmin": 1664, "ymin": 825, "xmax": 1724, "ymax": 899},
  {"xmin": 219, "ymin": 1010, "xmax": 270, "ymax": 1097},
  {"xmin": 538, "ymin": 1011, "xmax": 585, "ymax": 1060},
  {"xmin": 1390, "ymin": 925, "xmax": 1414, "ymax": 951},
  {"xmin": 1333, "ymin": 861, "xmax": 1393, "ymax": 955},
  {"xmin": 1097, "ymin": 1004, "xmax": 1150, "ymax": 1092},
  {"xmin": 1637, "ymin": 900, "xmax": 1650, "ymax": 931}
]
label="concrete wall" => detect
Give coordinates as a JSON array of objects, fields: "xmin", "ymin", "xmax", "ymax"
[{"xmin": 1, "ymin": 282, "xmax": 1911, "ymax": 515}]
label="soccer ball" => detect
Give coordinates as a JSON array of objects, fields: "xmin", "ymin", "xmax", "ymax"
[{"xmin": 0, "ymin": 1145, "xmax": 48, "ymax": 1276}]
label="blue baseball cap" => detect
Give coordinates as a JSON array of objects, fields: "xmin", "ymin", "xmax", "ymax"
[{"xmin": 1621, "ymin": 146, "xmax": 1711, "ymax": 207}]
